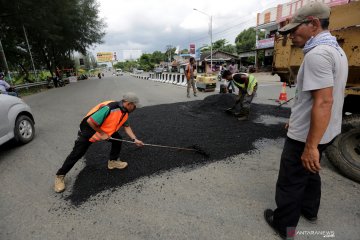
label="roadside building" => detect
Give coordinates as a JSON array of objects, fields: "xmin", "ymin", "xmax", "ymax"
[
  {"xmin": 238, "ymin": 50, "xmax": 256, "ymax": 71},
  {"xmin": 199, "ymin": 50, "xmax": 239, "ymax": 74},
  {"xmin": 255, "ymin": 0, "xmax": 351, "ymax": 72},
  {"xmin": 255, "ymin": 6, "xmax": 278, "ymax": 71}
]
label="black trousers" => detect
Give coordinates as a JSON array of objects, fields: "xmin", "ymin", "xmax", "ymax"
[
  {"xmin": 56, "ymin": 131, "xmax": 123, "ymax": 176},
  {"xmin": 273, "ymin": 137, "xmax": 331, "ymax": 236}
]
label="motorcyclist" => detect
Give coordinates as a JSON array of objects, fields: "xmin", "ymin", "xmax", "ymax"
[
  {"xmin": 217, "ymin": 64, "xmax": 226, "ymax": 81},
  {"xmin": 0, "ymin": 73, "xmax": 18, "ymax": 97}
]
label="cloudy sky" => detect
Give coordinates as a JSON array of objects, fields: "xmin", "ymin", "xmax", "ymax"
[{"xmin": 92, "ymin": 0, "xmax": 289, "ymax": 59}]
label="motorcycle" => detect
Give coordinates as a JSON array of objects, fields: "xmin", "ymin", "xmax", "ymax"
[
  {"xmin": 6, "ymin": 87, "xmax": 20, "ymax": 97},
  {"xmin": 52, "ymin": 76, "xmax": 65, "ymax": 87},
  {"xmin": 217, "ymin": 69, "xmax": 225, "ymax": 81},
  {"xmin": 58, "ymin": 77, "xmax": 65, "ymax": 87}
]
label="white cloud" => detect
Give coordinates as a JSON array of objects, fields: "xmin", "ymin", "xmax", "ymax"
[
  {"xmin": 163, "ymin": 25, "xmax": 172, "ymax": 33},
  {"xmin": 93, "ymin": 0, "xmax": 290, "ymax": 58}
]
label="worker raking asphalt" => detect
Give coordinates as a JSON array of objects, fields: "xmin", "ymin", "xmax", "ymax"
[{"xmin": 66, "ymin": 94, "xmax": 291, "ymax": 206}]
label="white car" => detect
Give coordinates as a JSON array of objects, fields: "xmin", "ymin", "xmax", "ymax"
[
  {"xmin": 0, "ymin": 94, "xmax": 35, "ymax": 145},
  {"xmin": 115, "ymin": 69, "xmax": 123, "ymax": 76}
]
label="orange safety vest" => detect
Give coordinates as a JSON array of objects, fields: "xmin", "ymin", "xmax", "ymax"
[
  {"xmin": 186, "ymin": 64, "xmax": 192, "ymax": 80},
  {"xmin": 85, "ymin": 101, "xmax": 128, "ymax": 142}
]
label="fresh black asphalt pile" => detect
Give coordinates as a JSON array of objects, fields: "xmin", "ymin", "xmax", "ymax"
[{"xmin": 66, "ymin": 94, "xmax": 290, "ymax": 206}]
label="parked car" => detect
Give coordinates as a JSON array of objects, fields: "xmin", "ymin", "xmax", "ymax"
[{"xmin": 0, "ymin": 94, "xmax": 35, "ymax": 145}]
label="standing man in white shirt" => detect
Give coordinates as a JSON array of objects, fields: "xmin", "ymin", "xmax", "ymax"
[{"xmin": 263, "ymin": 2, "xmax": 348, "ymax": 239}]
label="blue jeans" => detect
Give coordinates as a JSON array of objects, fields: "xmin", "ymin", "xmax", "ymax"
[
  {"xmin": 1, "ymin": 91, "xmax": 18, "ymax": 97},
  {"xmin": 227, "ymin": 81, "xmax": 235, "ymax": 93}
]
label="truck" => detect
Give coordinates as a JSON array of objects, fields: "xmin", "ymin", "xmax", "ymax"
[{"xmin": 272, "ymin": 1, "xmax": 360, "ymax": 182}]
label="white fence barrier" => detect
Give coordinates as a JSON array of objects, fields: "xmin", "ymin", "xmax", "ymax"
[{"xmin": 136, "ymin": 72, "xmax": 187, "ymax": 86}]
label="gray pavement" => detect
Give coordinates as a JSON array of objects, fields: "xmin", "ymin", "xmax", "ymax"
[{"xmin": 0, "ymin": 72, "xmax": 359, "ymax": 240}]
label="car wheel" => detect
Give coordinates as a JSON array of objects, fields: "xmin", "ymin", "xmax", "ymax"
[
  {"xmin": 14, "ymin": 115, "xmax": 35, "ymax": 144},
  {"xmin": 325, "ymin": 114, "xmax": 360, "ymax": 183},
  {"xmin": 326, "ymin": 129, "xmax": 360, "ymax": 183}
]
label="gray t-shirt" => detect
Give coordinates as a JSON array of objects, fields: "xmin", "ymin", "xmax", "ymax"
[{"xmin": 287, "ymin": 44, "xmax": 348, "ymax": 144}]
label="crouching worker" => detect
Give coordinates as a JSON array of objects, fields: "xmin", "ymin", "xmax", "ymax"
[
  {"xmin": 221, "ymin": 68, "xmax": 258, "ymax": 120},
  {"xmin": 54, "ymin": 92, "xmax": 144, "ymax": 193}
]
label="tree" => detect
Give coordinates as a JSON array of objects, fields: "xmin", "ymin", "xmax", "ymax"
[
  {"xmin": 235, "ymin": 28, "xmax": 265, "ymax": 65},
  {"xmin": 0, "ymin": 0, "xmax": 105, "ymax": 79},
  {"xmin": 213, "ymin": 39, "xmax": 227, "ymax": 50},
  {"xmin": 151, "ymin": 51, "xmax": 166, "ymax": 64},
  {"xmin": 113, "ymin": 60, "xmax": 138, "ymax": 72},
  {"xmin": 197, "ymin": 40, "xmax": 236, "ymax": 55},
  {"xmin": 180, "ymin": 49, "xmax": 189, "ymax": 54},
  {"xmin": 138, "ymin": 54, "xmax": 154, "ymax": 71},
  {"xmin": 212, "ymin": 39, "xmax": 236, "ymax": 54},
  {"xmin": 164, "ymin": 45, "xmax": 175, "ymax": 62},
  {"xmin": 235, "ymin": 28, "xmax": 256, "ymax": 53}
]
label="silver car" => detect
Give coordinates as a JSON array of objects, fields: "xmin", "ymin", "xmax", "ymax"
[{"xmin": 0, "ymin": 94, "xmax": 35, "ymax": 145}]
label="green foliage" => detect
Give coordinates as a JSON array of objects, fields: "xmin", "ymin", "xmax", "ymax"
[
  {"xmin": 180, "ymin": 49, "xmax": 189, "ymax": 54},
  {"xmin": 164, "ymin": 45, "xmax": 176, "ymax": 62},
  {"xmin": 234, "ymin": 28, "xmax": 266, "ymax": 65},
  {"xmin": 138, "ymin": 54, "xmax": 154, "ymax": 71},
  {"xmin": 38, "ymin": 71, "xmax": 52, "ymax": 80},
  {"xmin": 0, "ymin": 0, "xmax": 105, "ymax": 76},
  {"xmin": 114, "ymin": 51, "xmax": 167, "ymax": 72},
  {"xmin": 197, "ymin": 39, "xmax": 236, "ymax": 54},
  {"xmin": 213, "ymin": 39, "xmax": 236, "ymax": 54},
  {"xmin": 113, "ymin": 61, "xmax": 138, "ymax": 72},
  {"xmin": 235, "ymin": 28, "xmax": 266, "ymax": 54},
  {"xmin": 235, "ymin": 28, "xmax": 256, "ymax": 53},
  {"xmin": 8, "ymin": 70, "xmax": 51, "ymax": 85},
  {"xmin": 151, "ymin": 51, "xmax": 166, "ymax": 63}
]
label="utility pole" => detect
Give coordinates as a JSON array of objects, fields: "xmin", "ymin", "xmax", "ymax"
[
  {"xmin": 193, "ymin": 8, "xmax": 213, "ymax": 73},
  {"xmin": 22, "ymin": 25, "xmax": 38, "ymax": 81},
  {"xmin": 166, "ymin": 45, "xmax": 173, "ymax": 64},
  {"xmin": 0, "ymin": 39, "xmax": 12, "ymax": 83},
  {"xmin": 210, "ymin": 15, "xmax": 213, "ymax": 72}
]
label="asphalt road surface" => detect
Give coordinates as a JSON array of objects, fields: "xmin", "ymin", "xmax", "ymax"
[{"xmin": 0, "ymin": 72, "xmax": 359, "ymax": 240}]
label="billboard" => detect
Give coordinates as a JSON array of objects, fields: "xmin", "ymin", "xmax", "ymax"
[
  {"xmin": 96, "ymin": 52, "xmax": 113, "ymax": 62},
  {"xmin": 189, "ymin": 43, "xmax": 195, "ymax": 55},
  {"xmin": 256, "ymin": 37, "xmax": 275, "ymax": 49}
]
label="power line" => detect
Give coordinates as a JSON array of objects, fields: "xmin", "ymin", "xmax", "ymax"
[
  {"xmin": 189, "ymin": 17, "xmax": 254, "ymax": 47},
  {"xmin": 189, "ymin": 0, "xmax": 288, "ymax": 45}
]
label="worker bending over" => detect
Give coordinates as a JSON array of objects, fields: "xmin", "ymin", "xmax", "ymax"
[
  {"xmin": 222, "ymin": 68, "xmax": 258, "ymax": 120},
  {"xmin": 54, "ymin": 92, "xmax": 144, "ymax": 193}
]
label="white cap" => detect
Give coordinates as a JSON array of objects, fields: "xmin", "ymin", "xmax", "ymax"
[{"xmin": 123, "ymin": 92, "xmax": 141, "ymax": 107}]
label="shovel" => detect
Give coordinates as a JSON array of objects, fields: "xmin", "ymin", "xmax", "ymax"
[{"xmin": 109, "ymin": 137, "xmax": 209, "ymax": 157}]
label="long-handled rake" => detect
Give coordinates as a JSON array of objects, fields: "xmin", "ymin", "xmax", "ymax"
[{"xmin": 109, "ymin": 137, "xmax": 209, "ymax": 157}]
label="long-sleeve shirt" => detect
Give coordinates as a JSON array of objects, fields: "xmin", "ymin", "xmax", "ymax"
[{"xmin": 0, "ymin": 79, "xmax": 10, "ymax": 93}]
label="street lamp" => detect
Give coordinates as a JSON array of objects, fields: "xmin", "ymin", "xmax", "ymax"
[{"xmin": 193, "ymin": 8, "xmax": 212, "ymax": 73}]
